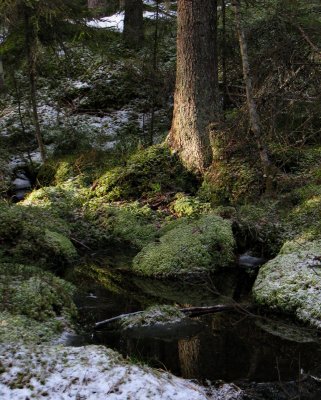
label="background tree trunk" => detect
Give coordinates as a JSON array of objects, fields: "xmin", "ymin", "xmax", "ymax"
[
  {"xmin": 0, "ymin": 57, "xmax": 4, "ymax": 88},
  {"xmin": 87, "ymin": 0, "xmax": 105, "ymax": 8},
  {"xmin": 233, "ymin": 0, "xmax": 272, "ymax": 192},
  {"xmin": 168, "ymin": 0, "xmax": 219, "ymax": 173},
  {"xmin": 24, "ymin": 8, "xmax": 46, "ymax": 162},
  {"xmin": 123, "ymin": 0, "xmax": 144, "ymax": 49}
]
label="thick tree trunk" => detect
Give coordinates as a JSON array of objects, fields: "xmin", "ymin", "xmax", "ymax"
[
  {"xmin": 233, "ymin": 0, "xmax": 272, "ymax": 192},
  {"xmin": 168, "ymin": 0, "xmax": 219, "ymax": 173},
  {"xmin": 24, "ymin": 10, "xmax": 46, "ymax": 163},
  {"xmin": 123, "ymin": 0, "xmax": 144, "ymax": 49}
]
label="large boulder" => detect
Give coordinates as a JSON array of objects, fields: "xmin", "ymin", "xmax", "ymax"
[
  {"xmin": 253, "ymin": 240, "xmax": 321, "ymax": 328},
  {"xmin": 132, "ymin": 214, "xmax": 235, "ymax": 277}
]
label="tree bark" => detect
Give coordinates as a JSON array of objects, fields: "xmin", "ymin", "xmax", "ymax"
[
  {"xmin": 87, "ymin": 0, "xmax": 105, "ymax": 9},
  {"xmin": 221, "ymin": 0, "xmax": 228, "ymax": 110},
  {"xmin": 168, "ymin": 0, "xmax": 219, "ymax": 173},
  {"xmin": 24, "ymin": 9, "xmax": 46, "ymax": 163},
  {"xmin": 123, "ymin": 0, "xmax": 144, "ymax": 49},
  {"xmin": 0, "ymin": 57, "xmax": 4, "ymax": 88},
  {"xmin": 232, "ymin": 0, "xmax": 272, "ymax": 192}
]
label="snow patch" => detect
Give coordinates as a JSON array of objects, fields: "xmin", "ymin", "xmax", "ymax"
[{"xmin": 0, "ymin": 344, "xmax": 222, "ymax": 400}]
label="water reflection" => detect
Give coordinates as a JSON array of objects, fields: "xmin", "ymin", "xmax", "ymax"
[{"xmin": 74, "ymin": 270, "xmax": 321, "ymax": 384}]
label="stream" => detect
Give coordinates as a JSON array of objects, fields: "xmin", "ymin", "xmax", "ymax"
[{"xmin": 69, "ymin": 256, "xmax": 321, "ymax": 399}]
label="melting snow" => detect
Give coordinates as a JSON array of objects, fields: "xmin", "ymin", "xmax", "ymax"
[{"xmin": 0, "ymin": 344, "xmax": 228, "ymax": 400}]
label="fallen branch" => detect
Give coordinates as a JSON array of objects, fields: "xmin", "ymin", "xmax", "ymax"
[{"xmin": 94, "ymin": 303, "xmax": 253, "ymax": 329}]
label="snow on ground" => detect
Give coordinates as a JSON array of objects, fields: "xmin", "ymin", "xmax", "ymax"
[
  {"xmin": 87, "ymin": 6, "xmax": 176, "ymax": 32},
  {"xmin": 1, "ymin": 97, "xmax": 146, "ymax": 166},
  {"xmin": 0, "ymin": 344, "xmax": 240, "ymax": 400},
  {"xmin": 87, "ymin": 12, "xmax": 125, "ymax": 31}
]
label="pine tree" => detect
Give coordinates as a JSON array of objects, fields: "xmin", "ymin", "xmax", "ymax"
[{"xmin": 168, "ymin": 0, "xmax": 219, "ymax": 172}]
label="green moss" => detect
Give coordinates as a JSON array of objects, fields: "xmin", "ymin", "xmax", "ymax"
[
  {"xmin": 44, "ymin": 230, "xmax": 77, "ymax": 261},
  {"xmin": 94, "ymin": 145, "xmax": 197, "ymax": 201},
  {"xmin": 198, "ymin": 159, "xmax": 261, "ymax": 205},
  {"xmin": 253, "ymin": 240, "xmax": 321, "ymax": 328},
  {"xmin": 271, "ymin": 145, "xmax": 321, "ymax": 175},
  {"xmin": 235, "ymin": 203, "xmax": 285, "ymax": 257},
  {"xmin": 121, "ymin": 305, "xmax": 184, "ymax": 329},
  {"xmin": 170, "ymin": 193, "xmax": 211, "ymax": 217},
  {"xmin": 0, "ymin": 262, "xmax": 77, "ymax": 344},
  {"xmin": 82, "ymin": 200, "xmax": 160, "ymax": 249},
  {"xmin": 132, "ymin": 214, "xmax": 235, "ymax": 277},
  {"xmin": 285, "ymin": 185, "xmax": 321, "ymax": 242},
  {"xmin": 0, "ymin": 263, "xmax": 77, "ymax": 322},
  {"xmin": 0, "ymin": 312, "xmax": 63, "ymax": 344},
  {"xmin": 0, "ymin": 201, "xmax": 77, "ymax": 269}
]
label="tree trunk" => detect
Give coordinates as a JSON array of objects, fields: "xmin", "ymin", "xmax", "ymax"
[
  {"xmin": 123, "ymin": 0, "xmax": 144, "ymax": 49},
  {"xmin": 0, "ymin": 57, "xmax": 4, "ymax": 88},
  {"xmin": 221, "ymin": 0, "xmax": 228, "ymax": 110},
  {"xmin": 168, "ymin": 0, "xmax": 219, "ymax": 173},
  {"xmin": 87, "ymin": 0, "xmax": 105, "ymax": 9},
  {"xmin": 24, "ymin": 9, "xmax": 46, "ymax": 163},
  {"xmin": 233, "ymin": 0, "xmax": 272, "ymax": 192},
  {"xmin": 149, "ymin": 0, "xmax": 160, "ymax": 145}
]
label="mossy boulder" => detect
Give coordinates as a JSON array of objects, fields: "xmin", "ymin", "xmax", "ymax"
[
  {"xmin": 132, "ymin": 214, "xmax": 235, "ymax": 277},
  {"xmin": 285, "ymin": 184, "xmax": 321, "ymax": 242},
  {"xmin": 121, "ymin": 305, "xmax": 185, "ymax": 329},
  {"xmin": 170, "ymin": 193, "xmax": 211, "ymax": 217},
  {"xmin": 0, "ymin": 263, "xmax": 77, "ymax": 322},
  {"xmin": 198, "ymin": 159, "xmax": 261, "ymax": 205},
  {"xmin": 36, "ymin": 151, "xmax": 110, "ymax": 187},
  {"xmin": 253, "ymin": 240, "xmax": 321, "ymax": 328},
  {"xmin": 94, "ymin": 145, "xmax": 197, "ymax": 201},
  {"xmin": 0, "ymin": 263, "xmax": 77, "ymax": 343},
  {"xmin": 234, "ymin": 203, "xmax": 285, "ymax": 257},
  {"xmin": 0, "ymin": 202, "xmax": 77, "ymax": 268},
  {"xmin": 0, "ymin": 312, "xmax": 64, "ymax": 344},
  {"xmin": 82, "ymin": 200, "xmax": 161, "ymax": 249}
]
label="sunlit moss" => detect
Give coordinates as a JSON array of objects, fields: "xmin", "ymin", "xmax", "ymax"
[{"xmin": 133, "ymin": 214, "xmax": 235, "ymax": 277}]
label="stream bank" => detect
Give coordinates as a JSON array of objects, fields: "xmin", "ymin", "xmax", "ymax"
[{"xmin": 70, "ymin": 260, "xmax": 321, "ymax": 399}]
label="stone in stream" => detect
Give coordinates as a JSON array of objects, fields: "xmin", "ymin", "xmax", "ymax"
[
  {"xmin": 253, "ymin": 239, "xmax": 321, "ymax": 328},
  {"xmin": 11, "ymin": 172, "xmax": 32, "ymax": 201},
  {"xmin": 238, "ymin": 253, "xmax": 266, "ymax": 268}
]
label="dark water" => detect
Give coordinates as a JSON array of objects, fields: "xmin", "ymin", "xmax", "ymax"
[{"xmin": 72, "ymin": 265, "xmax": 321, "ymax": 387}]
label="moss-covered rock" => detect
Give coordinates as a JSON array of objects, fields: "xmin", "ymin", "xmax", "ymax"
[
  {"xmin": 82, "ymin": 200, "xmax": 161, "ymax": 249},
  {"xmin": 285, "ymin": 184, "xmax": 321, "ymax": 242},
  {"xmin": 0, "ymin": 263, "xmax": 77, "ymax": 344},
  {"xmin": 0, "ymin": 202, "xmax": 77, "ymax": 268},
  {"xmin": 234, "ymin": 203, "xmax": 285, "ymax": 257},
  {"xmin": 170, "ymin": 193, "xmax": 211, "ymax": 217},
  {"xmin": 121, "ymin": 305, "xmax": 185, "ymax": 329},
  {"xmin": 94, "ymin": 145, "xmax": 197, "ymax": 201},
  {"xmin": 0, "ymin": 312, "xmax": 64, "ymax": 344},
  {"xmin": 132, "ymin": 214, "xmax": 235, "ymax": 277},
  {"xmin": 0, "ymin": 263, "xmax": 77, "ymax": 322},
  {"xmin": 253, "ymin": 240, "xmax": 321, "ymax": 328},
  {"xmin": 198, "ymin": 159, "xmax": 261, "ymax": 205}
]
